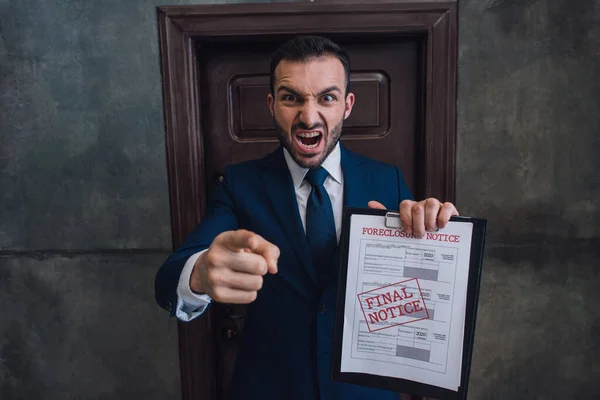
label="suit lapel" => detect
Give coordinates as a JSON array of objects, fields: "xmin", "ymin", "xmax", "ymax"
[
  {"xmin": 261, "ymin": 148, "xmax": 319, "ymax": 289},
  {"xmin": 341, "ymin": 145, "xmax": 370, "ymax": 209}
]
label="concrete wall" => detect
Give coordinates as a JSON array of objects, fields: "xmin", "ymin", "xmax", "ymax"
[
  {"xmin": 0, "ymin": 0, "xmax": 598, "ymax": 398},
  {"xmin": 0, "ymin": 0, "xmax": 192, "ymax": 398},
  {"xmin": 457, "ymin": 0, "xmax": 600, "ymax": 398}
]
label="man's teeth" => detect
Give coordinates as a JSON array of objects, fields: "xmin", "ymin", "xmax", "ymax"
[
  {"xmin": 297, "ymin": 132, "xmax": 321, "ymax": 138},
  {"xmin": 302, "ymin": 141, "xmax": 319, "ymax": 149}
]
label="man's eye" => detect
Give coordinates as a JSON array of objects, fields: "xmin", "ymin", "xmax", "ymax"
[
  {"xmin": 282, "ymin": 94, "xmax": 296, "ymax": 102},
  {"xmin": 322, "ymin": 94, "xmax": 335, "ymax": 102}
]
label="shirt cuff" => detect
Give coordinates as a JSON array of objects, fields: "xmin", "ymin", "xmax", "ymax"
[{"xmin": 175, "ymin": 250, "xmax": 212, "ymax": 321}]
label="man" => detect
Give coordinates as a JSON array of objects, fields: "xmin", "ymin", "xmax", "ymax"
[{"xmin": 155, "ymin": 35, "xmax": 458, "ymax": 399}]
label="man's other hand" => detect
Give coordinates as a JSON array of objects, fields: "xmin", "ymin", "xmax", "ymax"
[
  {"xmin": 368, "ymin": 199, "xmax": 459, "ymax": 238},
  {"xmin": 190, "ymin": 230, "xmax": 280, "ymax": 304}
]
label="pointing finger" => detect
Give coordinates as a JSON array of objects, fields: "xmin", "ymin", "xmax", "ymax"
[
  {"xmin": 247, "ymin": 234, "xmax": 280, "ymax": 274},
  {"xmin": 219, "ymin": 230, "xmax": 259, "ymax": 252},
  {"xmin": 219, "ymin": 230, "xmax": 280, "ymax": 274}
]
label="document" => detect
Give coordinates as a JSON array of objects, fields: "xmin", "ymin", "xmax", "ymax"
[{"xmin": 338, "ymin": 212, "xmax": 476, "ymax": 392}]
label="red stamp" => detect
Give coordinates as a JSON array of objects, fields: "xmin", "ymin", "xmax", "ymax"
[{"xmin": 357, "ymin": 278, "xmax": 429, "ymax": 332}]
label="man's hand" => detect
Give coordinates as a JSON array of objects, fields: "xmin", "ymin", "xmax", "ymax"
[
  {"xmin": 190, "ymin": 229, "xmax": 280, "ymax": 304},
  {"xmin": 368, "ymin": 198, "xmax": 459, "ymax": 238}
]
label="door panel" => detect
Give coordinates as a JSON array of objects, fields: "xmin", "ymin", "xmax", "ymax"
[{"xmin": 199, "ymin": 35, "xmax": 422, "ymax": 399}]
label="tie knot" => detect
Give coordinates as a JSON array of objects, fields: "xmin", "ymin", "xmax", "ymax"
[{"xmin": 305, "ymin": 167, "xmax": 329, "ymax": 187}]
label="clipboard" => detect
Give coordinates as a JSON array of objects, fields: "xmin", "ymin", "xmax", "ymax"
[{"xmin": 331, "ymin": 207, "xmax": 487, "ymax": 400}]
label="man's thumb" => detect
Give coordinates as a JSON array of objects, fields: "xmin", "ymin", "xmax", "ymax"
[{"xmin": 368, "ymin": 200, "xmax": 387, "ymax": 210}]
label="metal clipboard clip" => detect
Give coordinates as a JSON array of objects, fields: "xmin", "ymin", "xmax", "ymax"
[{"xmin": 384, "ymin": 212, "xmax": 402, "ymax": 229}]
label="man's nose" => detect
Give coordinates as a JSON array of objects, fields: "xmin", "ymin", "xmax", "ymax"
[{"xmin": 298, "ymin": 101, "xmax": 320, "ymax": 128}]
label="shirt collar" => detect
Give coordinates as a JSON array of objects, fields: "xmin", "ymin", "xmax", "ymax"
[{"xmin": 283, "ymin": 142, "xmax": 342, "ymax": 189}]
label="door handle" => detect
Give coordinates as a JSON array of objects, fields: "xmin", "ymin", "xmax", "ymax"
[
  {"xmin": 219, "ymin": 306, "xmax": 245, "ymax": 340},
  {"xmin": 213, "ymin": 172, "xmax": 224, "ymax": 187},
  {"xmin": 222, "ymin": 327, "xmax": 238, "ymax": 340}
]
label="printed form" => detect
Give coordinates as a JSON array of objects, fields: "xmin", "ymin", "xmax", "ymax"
[{"xmin": 340, "ymin": 214, "xmax": 474, "ymax": 391}]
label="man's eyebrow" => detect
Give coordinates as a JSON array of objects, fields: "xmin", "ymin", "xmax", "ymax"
[
  {"xmin": 318, "ymin": 86, "xmax": 342, "ymax": 95},
  {"xmin": 277, "ymin": 86, "xmax": 301, "ymax": 96},
  {"xmin": 277, "ymin": 85, "xmax": 343, "ymax": 97}
]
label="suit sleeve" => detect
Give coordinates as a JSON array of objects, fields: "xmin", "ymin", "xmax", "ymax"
[{"xmin": 154, "ymin": 166, "xmax": 239, "ymax": 316}]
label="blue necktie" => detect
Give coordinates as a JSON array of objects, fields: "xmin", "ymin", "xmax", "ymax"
[{"xmin": 305, "ymin": 167, "xmax": 337, "ymax": 282}]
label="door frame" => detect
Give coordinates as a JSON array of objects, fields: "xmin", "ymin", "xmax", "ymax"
[{"xmin": 156, "ymin": 1, "xmax": 458, "ymax": 399}]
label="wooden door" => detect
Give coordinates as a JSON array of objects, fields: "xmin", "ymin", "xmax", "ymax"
[{"xmin": 158, "ymin": 2, "xmax": 457, "ymax": 399}]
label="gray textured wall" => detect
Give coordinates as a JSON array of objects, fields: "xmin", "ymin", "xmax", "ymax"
[
  {"xmin": 457, "ymin": 0, "xmax": 600, "ymax": 398},
  {"xmin": 0, "ymin": 0, "xmax": 190, "ymax": 398},
  {"xmin": 1, "ymin": 0, "xmax": 598, "ymax": 399}
]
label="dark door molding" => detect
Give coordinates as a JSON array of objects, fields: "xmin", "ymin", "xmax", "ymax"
[{"xmin": 157, "ymin": 2, "xmax": 457, "ymax": 399}]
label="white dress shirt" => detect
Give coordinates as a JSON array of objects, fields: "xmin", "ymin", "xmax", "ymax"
[{"xmin": 175, "ymin": 143, "xmax": 344, "ymax": 321}]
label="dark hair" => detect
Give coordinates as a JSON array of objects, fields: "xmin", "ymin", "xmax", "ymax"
[{"xmin": 269, "ymin": 35, "xmax": 351, "ymax": 96}]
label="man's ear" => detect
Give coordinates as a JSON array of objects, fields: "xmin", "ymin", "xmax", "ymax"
[
  {"xmin": 267, "ymin": 93, "xmax": 275, "ymax": 116},
  {"xmin": 344, "ymin": 92, "xmax": 355, "ymax": 120}
]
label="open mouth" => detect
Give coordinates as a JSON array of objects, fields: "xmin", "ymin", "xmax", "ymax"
[{"xmin": 295, "ymin": 131, "xmax": 322, "ymax": 150}]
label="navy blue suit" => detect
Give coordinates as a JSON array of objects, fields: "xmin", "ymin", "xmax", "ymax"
[{"xmin": 155, "ymin": 144, "xmax": 413, "ymax": 399}]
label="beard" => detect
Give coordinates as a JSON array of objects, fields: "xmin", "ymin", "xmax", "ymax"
[{"xmin": 273, "ymin": 116, "xmax": 344, "ymax": 169}]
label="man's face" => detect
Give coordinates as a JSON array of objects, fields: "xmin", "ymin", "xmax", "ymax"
[{"xmin": 268, "ymin": 56, "xmax": 355, "ymax": 169}]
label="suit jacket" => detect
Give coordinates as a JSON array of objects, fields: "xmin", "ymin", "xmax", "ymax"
[{"xmin": 155, "ymin": 144, "xmax": 413, "ymax": 400}]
